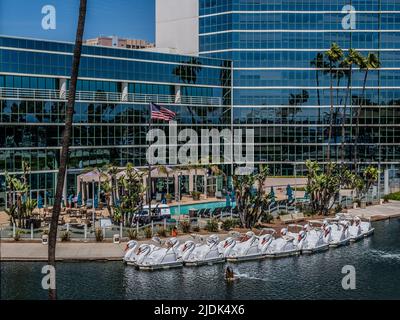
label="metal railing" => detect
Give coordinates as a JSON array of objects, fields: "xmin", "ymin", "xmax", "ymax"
[
  {"xmin": 0, "ymin": 216, "xmax": 234, "ymax": 241},
  {"xmin": 0, "ymin": 87, "xmax": 222, "ymax": 106}
]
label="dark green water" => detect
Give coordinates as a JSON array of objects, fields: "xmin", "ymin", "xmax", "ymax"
[{"xmin": 1, "ymin": 219, "xmax": 400, "ymax": 300}]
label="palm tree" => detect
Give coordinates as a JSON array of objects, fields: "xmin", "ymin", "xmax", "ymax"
[
  {"xmin": 325, "ymin": 43, "xmax": 344, "ymax": 165},
  {"xmin": 310, "ymin": 53, "xmax": 329, "ymax": 124},
  {"xmin": 353, "ymin": 53, "xmax": 381, "ymax": 172},
  {"xmin": 340, "ymin": 49, "xmax": 359, "ymax": 164},
  {"xmin": 48, "ymin": 0, "xmax": 87, "ymax": 300}
]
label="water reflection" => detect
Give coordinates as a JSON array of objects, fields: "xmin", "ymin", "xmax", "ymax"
[{"xmin": 1, "ymin": 219, "xmax": 400, "ymax": 300}]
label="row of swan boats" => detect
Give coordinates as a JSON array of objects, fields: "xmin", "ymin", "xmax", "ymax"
[{"xmin": 123, "ymin": 214, "xmax": 374, "ymax": 270}]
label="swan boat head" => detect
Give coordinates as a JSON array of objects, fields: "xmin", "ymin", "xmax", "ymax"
[{"xmin": 123, "ymin": 240, "xmax": 138, "ymax": 261}]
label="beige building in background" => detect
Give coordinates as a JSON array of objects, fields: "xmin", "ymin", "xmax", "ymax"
[{"xmin": 85, "ymin": 36, "xmax": 155, "ymax": 49}]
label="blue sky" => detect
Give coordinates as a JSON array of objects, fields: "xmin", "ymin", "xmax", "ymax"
[{"xmin": 0, "ymin": 0, "xmax": 155, "ymax": 42}]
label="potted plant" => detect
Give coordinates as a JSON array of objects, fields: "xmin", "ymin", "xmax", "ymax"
[
  {"xmin": 191, "ymin": 191, "xmax": 201, "ymax": 201},
  {"xmin": 165, "ymin": 193, "xmax": 173, "ymax": 204}
]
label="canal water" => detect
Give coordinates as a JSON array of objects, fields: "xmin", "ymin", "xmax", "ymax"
[{"xmin": 1, "ymin": 218, "xmax": 400, "ymax": 300}]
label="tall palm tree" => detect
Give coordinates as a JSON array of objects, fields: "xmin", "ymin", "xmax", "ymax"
[
  {"xmin": 325, "ymin": 43, "xmax": 344, "ymax": 165},
  {"xmin": 340, "ymin": 49, "xmax": 359, "ymax": 164},
  {"xmin": 48, "ymin": 0, "xmax": 87, "ymax": 300},
  {"xmin": 310, "ymin": 53, "xmax": 329, "ymax": 124},
  {"xmin": 353, "ymin": 53, "xmax": 381, "ymax": 172}
]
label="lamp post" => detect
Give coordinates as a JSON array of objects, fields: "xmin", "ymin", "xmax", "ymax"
[
  {"xmin": 178, "ymin": 172, "xmax": 182, "ymax": 216},
  {"xmin": 92, "ymin": 179, "xmax": 95, "ymax": 232},
  {"xmin": 294, "ymin": 163, "xmax": 297, "ymax": 202}
]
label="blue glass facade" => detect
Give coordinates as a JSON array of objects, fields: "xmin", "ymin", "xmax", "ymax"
[
  {"xmin": 0, "ymin": 36, "xmax": 232, "ymax": 208},
  {"xmin": 199, "ymin": 0, "xmax": 400, "ymax": 175}
]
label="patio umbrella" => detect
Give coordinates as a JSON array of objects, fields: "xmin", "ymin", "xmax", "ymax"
[
  {"xmin": 286, "ymin": 184, "xmax": 293, "ymax": 201},
  {"xmin": 94, "ymin": 193, "xmax": 99, "ymax": 209},
  {"xmin": 37, "ymin": 194, "xmax": 43, "ymax": 209},
  {"xmin": 230, "ymin": 189, "xmax": 236, "ymax": 202},
  {"xmin": 269, "ymin": 186, "xmax": 276, "ymax": 202},
  {"xmin": 77, "ymin": 192, "xmax": 82, "ymax": 206},
  {"xmin": 225, "ymin": 193, "xmax": 231, "ymax": 207}
]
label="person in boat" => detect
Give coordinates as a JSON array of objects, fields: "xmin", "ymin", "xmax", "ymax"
[{"xmin": 225, "ymin": 266, "xmax": 235, "ymax": 281}]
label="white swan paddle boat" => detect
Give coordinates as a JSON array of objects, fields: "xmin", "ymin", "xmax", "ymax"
[
  {"xmin": 323, "ymin": 220, "xmax": 351, "ymax": 248},
  {"xmin": 262, "ymin": 228, "xmax": 300, "ymax": 258},
  {"xmin": 336, "ymin": 214, "xmax": 374, "ymax": 240},
  {"xmin": 296, "ymin": 222, "xmax": 329, "ymax": 254},
  {"xmin": 123, "ymin": 240, "xmax": 139, "ymax": 264},
  {"xmin": 134, "ymin": 237, "xmax": 183, "ymax": 270},
  {"xmin": 222, "ymin": 231, "xmax": 265, "ymax": 262},
  {"xmin": 179, "ymin": 234, "xmax": 225, "ymax": 266}
]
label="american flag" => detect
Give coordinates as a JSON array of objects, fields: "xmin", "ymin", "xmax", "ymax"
[{"xmin": 150, "ymin": 103, "xmax": 176, "ymax": 121}]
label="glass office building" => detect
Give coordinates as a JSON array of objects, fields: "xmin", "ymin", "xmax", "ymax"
[
  {"xmin": 1, "ymin": 0, "xmax": 400, "ymax": 207},
  {"xmin": 0, "ymin": 36, "xmax": 232, "ymax": 207},
  {"xmin": 199, "ymin": 0, "xmax": 400, "ymax": 175}
]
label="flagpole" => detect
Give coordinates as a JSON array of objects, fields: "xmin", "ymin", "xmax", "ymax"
[{"xmin": 148, "ymin": 103, "xmax": 152, "ymax": 217}]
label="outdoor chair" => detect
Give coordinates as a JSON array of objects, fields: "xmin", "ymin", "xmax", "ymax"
[
  {"xmin": 197, "ymin": 208, "xmax": 205, "ymax": 217},
  {"xmin": 223, "ymin": 206, "xmax": 232, "ymax": 215},
  {"xmin": 202, "ymin": 208, "xmax": 211, "ymax": 218},
  {"xmin": 211, "ymin": 207, "xmax": 222, "ymax": 218}
]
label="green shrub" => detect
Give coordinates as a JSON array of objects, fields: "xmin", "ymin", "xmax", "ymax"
[
  {"xmin": 262, "ymin": 213, "xmax": 274, "ymax": 224},
  {"xmin": 334, "ymin": 204, "xmax": 343, "ymax": 214},
  {"xmin": 383, "ymin": 192, "xmax": 400, "ymax": 201},
  {"xmin": 157, "ymin": 227, "xmax": 168, "ymax": 237},
  {"xmin": 127, "ymin": 229, "xmax": 137, "ymax": 240},
  {"xmin": 14, "ymin": 230, "xmax": 21, "ymax": 241},
  {"xmin": 144, "ymin": 227, "xmax": 152, "ymax": 239},
  {"xmin": 95, "ymin": 228, "xmax": 104, "ymax": 242},
  {"xmin": 221, "ymin": 218, "xmax": 239, "ymax": 231},
  {"xmin": 61, "ymin": 231, "xmax": 71, "ymax": 242},
  {"xmin": 179, "ymin": 221, "xmax": 191, "ymax": 233},
  {"xmin": 205, "ymin": 219, "xmax": 219, "ymax": 232}
]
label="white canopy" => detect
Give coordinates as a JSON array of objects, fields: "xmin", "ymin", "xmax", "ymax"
[{"xmin": 77, "ymin": 169, "xmax": 109, "ymax": 183}]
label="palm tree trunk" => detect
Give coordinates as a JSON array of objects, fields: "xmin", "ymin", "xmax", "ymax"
[
  {"xmin": 47, "ymin": 0, "xmax": 87, "ymax": 300},
  {"xmin": 341, "ymin": 66, "xmax": 352, "ymax": 164},
  {"xmin": 354, "ymin": 70, "xmax": 369, "ymax": 173},
  {"xmin": 327, "ymin": 61, "xmax": 334, "ymax": 166},
  {"xmin": 316, "ymin": 70, "xmax": 321, "ymax": 124}
]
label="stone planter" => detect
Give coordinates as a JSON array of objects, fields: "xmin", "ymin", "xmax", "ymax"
[
  {"xmin": 353, "ymin": 203, "xmax": 358, "ymax": 209},
  {"xmin": 192, "ymin": 193, "xmax": 201, "ymax": 201},
  {"xmin": 360, "ymin": 202, "xmax": 367, "ymax": 209}
]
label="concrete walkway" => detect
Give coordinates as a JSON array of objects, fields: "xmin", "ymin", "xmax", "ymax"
[
  {"xmin": 345, "ymin": 200, "xmax": 400, "ymax": 221},
  {"xmin": 0, "ymin": 242, "xmax": 126, "ymax": 261},
  {"xmin": 0, "ymin": 233, "xmax": 231, "ymax": 262}
]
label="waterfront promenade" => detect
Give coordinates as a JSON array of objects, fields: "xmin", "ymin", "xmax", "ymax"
[
  {"xmin": 0, "ymin": 234, "xmax": 231, "ymax": 262},
  {"xmin": 345, "ymin": 200, "xmax": 400, "ymax": 221}
]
